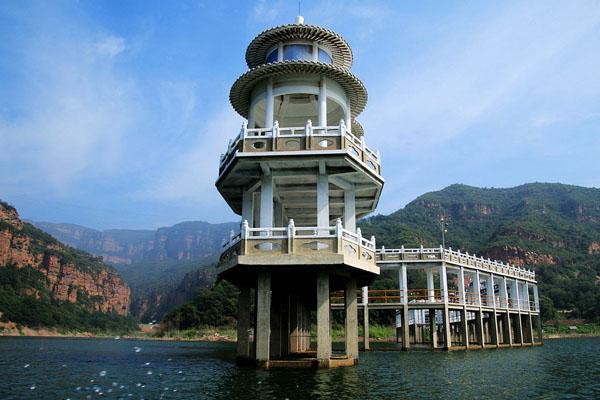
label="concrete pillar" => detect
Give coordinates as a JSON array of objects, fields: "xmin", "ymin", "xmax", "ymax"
[
  {"xmin": 439, "ymin": 263, "xmax": 449, "ymax": 303},
  {"xmin": 427, "ymin": 269, "xmax": 435, "ymax": 302},
  {"xmin": 260, "ymin": 175, "xmax": 273, "ymax": 229},
  {"xmin": 255, "ymin": 271, "xmax": 271, "ymax": 365},
  {"xmin": 265, "ymin": 79, "xmax": 274, "ymax": 128},
  {"xmin": 490, "ymin": 311, "xmax": 499, "ymax": 347},
  {"xmin": 270, "ymin": 292, "xmax": 282, "ymax": 358},
  {"xmin": 316, "ymin": 271, "xmax": 331, "ymax": 365},
  {"xmin": 429, "ymin": 309, "xmax": 438, "ymax": 349},
  {"xmin": 242, "ymin": 189, "xmax": 254, "ymax": 228},
  {"xmin": 344, "ymin": 188, "xmax": 356, "ymax": 233},
  {"xmin": 475, "ymin": 310, "xmax": 485, "ymax": 347},
  {"xmin": 289, "ymin": 295, "xmax": 301, "ymax": 353},
  {"xmin": 533, "ymin": 285, "xmax": 540, "ymax": 312},
  {"xmin": 475, "ymin": 271, "xmax": 482, "ymax": 306},
  {"xmin": 236, "ymin": 286, "xmax": 252, "ymax": 361},
  {"xmin": 442, "ymin": 307, "xmax": 452, "ymax": 349},
  {"xmin": 317, "ymin": 173, "xmax": 329, "ymax": 229},
  {"xmin": 318, "ymin": 77, "xmax": 327, "ymax": 126},
  {"xmin": 504, "ymin": 312, "xmax": 513, "ymax": 346},
  {"xmin": 362, "ymin": 286, "xmax": 370, "ymax": 351},
  {"xmin": 526, "ymin": 314, "xmax": 534, "ymax": 344},
  {"xmin": 460, "ymin": 307, "xmax": 469, "ymax": 347},
  {"xmin": 345, "ymin": 278, "xmax": 359, "ymax": 360},
  {"xmin": 458, "ymin": 267, "xmax": 466, "ymax": 305},
  {"xmin": 400, "ymin": 264, "xmax": 410, "ymax": 350}
]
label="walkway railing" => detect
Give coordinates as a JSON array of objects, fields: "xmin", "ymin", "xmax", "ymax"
[
  {"xmin": 219, "ymin": 119, "xmax": 381, "ymax": 175},
  {"xmin": 376, "ymin": 245, "xmax": 536, "ymax": 281},
  {"xmin": 219, "ymin": 218, "xmax": 377, "ymax": 266}
]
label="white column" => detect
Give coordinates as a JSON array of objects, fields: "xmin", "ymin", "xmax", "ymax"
[
  {"xmin": 318, "ymin": 77, "xmax": 327, "ymax": 126},
  {"xmin": 487, "ymin": 274, "xmax": 495, "ymax": 307},
  {"xmin": 260, "ymin": 174, "xmax": 273, "ymax": 228},
  {"xmin": 345, "ymin": 108, "xmax": 352, "ymax": 134},
  {"xmin": 265, "ymin": 79, "xmax": 274, "ymax": 128},
  {"xmin": 458, "ymin": 267, "xmax": 466, "ymax": 304},
  {"xmin": 344, "ymin": 188, "xmax": 356, "ymax": 233},
  {"xmin": 317, "ymin": 174, "xmax": 329, "ymax": 229},
  {"xmin": 524, "ymin": 283, "xmax": 531, "ymax": 312},
  {"xmin": 427, "ymin": 269, "xmax": 435, "ymax": 302},
  {"xmin": 439, "ymin": 263, "xmax": 449, "ymax": 303},
  {"xmin": 242, "ymin": 189, "xmax": 254, "ymax": 228},
  {"xmin": 513, "ymin": 279, "xmax": 521, "ymax": 311},
  {"xmin": 475, "ymin": 271, "xmax": 482, "ymax": 306},
  {"xmin": 400, "ymin": 263, "xmax": 408, "ymax": 304},
  {"xmin": 533, "ymin": 285, "xmax": 540, "ymax": 312},
  {"xmin": 500, "ymin": 276, "xmax": 508, "ymax": 308}
]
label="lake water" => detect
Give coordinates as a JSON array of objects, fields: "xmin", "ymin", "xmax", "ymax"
[{"xmin": 0, "ymin": 337, "xmax": 599, "ymax": 399}]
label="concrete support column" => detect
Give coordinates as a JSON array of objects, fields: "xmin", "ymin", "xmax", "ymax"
[
  {"xmin": 439, "ymin": 263, "xmax": 449, "ymax": 303},
  {"xmin": 265, "ymin": 79, "xmax": 274, "ymax": 128},
  {"xmin": 427, "ymin": 269, "xmax": 435, "ymax": 302},
  {"xmin": 491, "ymin": 311, "xmax": 499, "ymax": 347},
  {"xmin": 526, "ymin": 314, "xmax": 534, "ymax": 344},
  {"xmin": 442, "ymin": 307, "xmax": 452, "ymax": 349},
  {"xmin": 289, "ymin": 295, "xmax": 300, "ymax": 353},
  {"xmin": 502, "ymin": 313, "xmax": 512, "ymax": 346},
  {"xmin": 260, "ymin": 175, "xmax": 273, "ymax": 229},
  {"xmin": 533, "ymin": 285, "xmax": 540, "ymax": 312},
  {"xmin": 400, "ymin": 263, "xmax": 410, "ymax": 350},
  {"xmin": 318, "ymin": 77, "xmax": 327, "ymax": 126},
  {"xmin": 316, "ymin": 271, "xmax": 331, "ymax": 365},
  {"xmin": 317, "ymin": 173, "xmax": 329, "ymax": 230},
  {"xmin": 458, "ymin": 267, "xmax": 466, "ymax": 305},
  {"xmin": 255, "ymin": 271, "xmax": 271, "ymax": 366},
  {"xmin": 242, "ymin": 189, "xmax": 254, "ymax": 228},
  {"xmin": 475, "ymin": 271, "xmax": 482, "ymax": 306},
  {"xmin": 236, "ymin": 286, "xmax": 252, "ymax": 361},
  {"xmin": 344, "ymin": 278, "xmax": 359, "ymax": 360},
  {"xmin": 475, "ymin": 310, "xmax": 485, "ymax": 347},
  {"xmin": 460, "ymin": 307, "xmax": 469, "ymax": 347},
  {"xmin": 429, "ymin": 309, "xmax": 438, "ymax": 349},
  {"xmin": 344, "ymin": 188, "xmax": 356, "ymax": 233},
  {"xmin": 362, "ymin": 286, "xmax": 370, "ymax": 351}
]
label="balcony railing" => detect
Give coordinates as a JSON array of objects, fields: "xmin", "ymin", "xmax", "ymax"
[
  {"xmin": 376, "ymin": 245, "xmax": 536, "ymax": 281},
  {"xmin": 219, "ymin": 218, "xmax": 377, "ymax": 268},
  {"xmin": 219, "ymin": 119, "xmax": 381, "ymax": 176}
]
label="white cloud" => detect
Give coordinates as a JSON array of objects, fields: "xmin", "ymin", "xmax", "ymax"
[{"xmin": 0, "ymin": 9, "xmax": 136, "ymax": 195}]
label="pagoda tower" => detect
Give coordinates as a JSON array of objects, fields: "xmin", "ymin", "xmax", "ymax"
[{"xmin": 216, "ymin": 16, "xmax": 384, "ymax": 368}]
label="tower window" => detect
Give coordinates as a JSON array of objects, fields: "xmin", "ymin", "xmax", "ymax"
[
  {"xmin": 318, "ymin": 48, "xmax": 332, "ymax": 64},
  {"xmin": 266, "ymin": 49, "xmax": 279, "ymax": 64},
  {"xmin": 283, "ymin": 44, "xmax": 313, "ymax": 61}
]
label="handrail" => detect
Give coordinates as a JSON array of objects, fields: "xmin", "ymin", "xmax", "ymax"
[
  {"xmin": 220, "ymin": 219, "xmax": 377, "ymax": 253},
  {"xmin": 376, "ymin": 245, "xmax": 536, "ymax": 281},
  {"xmin": 219, "ymin": 121, "xmax": 381, "ymax": 170}
]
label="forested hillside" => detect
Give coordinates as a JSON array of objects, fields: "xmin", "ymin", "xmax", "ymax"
[
  {"xmin": 0, "ymin": 201, "xmax": 136, "ymax": 332},
  {"xmin": 165, "ymin": 183, "xmax": 600, "ymax": 329},
  {"xmin": 360, "ymin": 183, "xmax": 600, "ymax": 320}
]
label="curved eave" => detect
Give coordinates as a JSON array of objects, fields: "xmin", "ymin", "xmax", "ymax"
[
  {"xmin": 351, "ymin": 120, "xmax": 364, "ymax": 137},
  {"xmin": 246, "ymin": 24, "xmax": 353, "ymax": 69},
  {"xmin": 230, "ymin": 61, "xmax": 368, "ymax": 119}
]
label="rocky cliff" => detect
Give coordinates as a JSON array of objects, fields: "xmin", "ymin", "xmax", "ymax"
[{"xmin": 0, "ymin": 201, "xmax": 130, "ymax": 315}]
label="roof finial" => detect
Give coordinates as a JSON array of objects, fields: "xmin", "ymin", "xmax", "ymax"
[{"xmin": 296, "ymin": 0, "xmax": 304, "ymax": 24}]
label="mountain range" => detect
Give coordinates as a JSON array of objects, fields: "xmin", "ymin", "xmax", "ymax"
[{"xmin": 31, "ymin": 220, "xmax": 238, "ymax": 321}]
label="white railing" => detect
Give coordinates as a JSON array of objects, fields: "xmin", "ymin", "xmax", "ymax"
[
  {"xmin": 220, "ymin": 218, "xmax": 376, "ymax": 252},
  {"xmin": 219, "ymin": 119, "xmax": 380, "ymax": 169},
  {"xmin": 377, "ymin": 245, "xmax": 536, "ymax": 281}
]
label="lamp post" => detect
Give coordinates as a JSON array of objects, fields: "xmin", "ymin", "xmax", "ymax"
[{"xmin": 439, "ymin": 215, "xmax": 449, "ymax": 249}]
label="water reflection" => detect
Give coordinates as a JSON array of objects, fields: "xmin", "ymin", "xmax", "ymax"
[{"xmin": 0, "ymin": 337, "xmax": 599, "ymax": 399}]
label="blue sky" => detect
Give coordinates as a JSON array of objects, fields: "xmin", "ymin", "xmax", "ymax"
[{"xmin": 1, "ymin": 0, "xmax": 599, "ymax": 230}]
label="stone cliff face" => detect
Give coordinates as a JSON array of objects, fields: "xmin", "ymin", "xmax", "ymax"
[
  {"xmin": 485, "ymin": 245, "xmax": 558, "ymax": 267},
  {"xmin": 33, "ymin": 221, "xmax": 237, "ymax": 266},
  {"xmin": 0, "ymin": 202, "xmax": 130, "ymax": 315}
]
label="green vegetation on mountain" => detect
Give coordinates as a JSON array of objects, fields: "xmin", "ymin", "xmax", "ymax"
[
  {"xmin": 0, "ymin": 264, "xmax": 137, "ymax": 333},
  {"xmin": 0, "ymin": 200, "xmax": 134, "ymax": 333},
  {"xmin": 360, "ymin": 183, "xmax": 600, "ymax": 321},
  {"xmin": 162, "ymin": 183, "xmax": 600, "ymax": 331}
]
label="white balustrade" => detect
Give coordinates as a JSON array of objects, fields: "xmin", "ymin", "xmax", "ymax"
[{"xmin": 219, "ymin": 121, "xmax": 380, "ymax": 170}]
